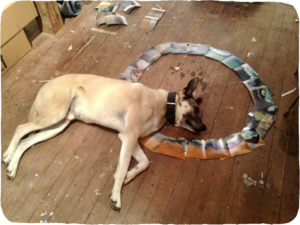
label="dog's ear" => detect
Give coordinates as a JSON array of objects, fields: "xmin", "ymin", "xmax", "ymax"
[{"xmin": 184, "ymin": 77, "xmax": 199, "ymax": 98}]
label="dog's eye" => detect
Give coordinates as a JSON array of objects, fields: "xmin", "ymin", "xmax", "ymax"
[{"xmin": 194, "ymin": 107, "xmax": 199, "ymax": 114}]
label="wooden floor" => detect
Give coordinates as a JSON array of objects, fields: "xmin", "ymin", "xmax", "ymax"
[{"xmin": 1, "ymin": 1, "xmax": 299, "ymax": 223}]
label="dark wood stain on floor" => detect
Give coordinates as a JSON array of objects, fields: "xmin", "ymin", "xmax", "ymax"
[{"xmin": 1, "ymin": 1, "xmax": 299, "ymax": 223}]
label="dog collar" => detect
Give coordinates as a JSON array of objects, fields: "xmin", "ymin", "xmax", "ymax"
[{"xmin": 166, "ymin": 92, "xmax": 176, "ymax": 125}]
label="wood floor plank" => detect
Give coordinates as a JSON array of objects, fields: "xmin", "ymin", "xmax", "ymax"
[
  {"xmin": 27, "ymin": 125, "xmax": 105, "ymax": 223},
  {"xmin": 279, "ymin": 101, "xmax": 299, "ymax": 223},
  {"xmin": 54, "ymin": 132, "xmax": 118, "ymax": 223}
]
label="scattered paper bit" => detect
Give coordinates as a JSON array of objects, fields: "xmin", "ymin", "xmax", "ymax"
[
  {"xmin": 99, "ymin": 173, "xmax": 106, "ymax": 179},
  {"xmin": 261, "ymin": 172, "xmax": 263, "ymax": 179},
  {"xmin": 68, "ymin": 45, "xmax": 73, "ymax": 51},
  {"xmin": 37, "ymin": 80, "xmax": 50, "ymax": 83},
  {"xmin": 40, "ymin": 211, "xmax": 47, "ymax": 216},
  {"xmin": 281, "ymin": 88, "xmax": 297, "ymax": 97},
  {"xmin": 35, "ymin": 174, "xmax": 38, "ymax": 177},
  {"xmin": 251, "ymin": 37, "xmax": 256, "ymax": 42},
  {"xmin": 174, "ymin": 67, "xmax": 179, "ymax": 71},
  {"xmin": 259, "ymin": 180, "xmax": 264, "ymax": 185},
  {"xmin": 70, "ymin": 30, "xmax": 75, "ymax": 33},
  {"xmin": 94, "ymin": 189, "xmax": 101, "ymax": 196}
]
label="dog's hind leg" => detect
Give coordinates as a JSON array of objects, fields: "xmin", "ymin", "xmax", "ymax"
[
  {"xmin": 3, "ymin": 121, "xmax": 46, "ymax": 165},
  {"xmin": 5, "ymin": 119, "xmax": 71, "ymax": 180},
  {"xmin": 3, "ymin": 89, "xmax": 72, "ymax": 165}
]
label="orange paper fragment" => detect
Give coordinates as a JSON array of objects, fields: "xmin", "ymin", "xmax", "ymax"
[{"xmin": 154, "ymin": 140, "xmax": 186, "ymax": 160}]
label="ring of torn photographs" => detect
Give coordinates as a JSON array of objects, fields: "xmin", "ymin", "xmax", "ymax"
[
  {"xmin": 96, "ymin": 1, "xmax": 129, "ymax": 26},
  {"xmin": 121, "ymin": 42, "xmax": 278, "ymax": 160}
]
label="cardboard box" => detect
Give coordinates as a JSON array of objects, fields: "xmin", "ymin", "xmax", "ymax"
[
  {"xmin": 1, "ymin": 1, "xmax": 38, "ymax": 46},
  {"xmin": 1, "ymin": 1, "xmax": 38, "ymax": 73},
  {"xmin": 1, "ymin": 29, "xmax": 32, "ymax": 73}
]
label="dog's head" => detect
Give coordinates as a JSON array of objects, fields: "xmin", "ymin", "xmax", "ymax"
[{"xmin": 175, "ymin": 77, "xmax": 206, "ymax": 133}]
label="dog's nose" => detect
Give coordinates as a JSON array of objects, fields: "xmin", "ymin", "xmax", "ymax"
[{"xmin": 201, "ymin": 124, "xmax": 207, "ymax": 131}]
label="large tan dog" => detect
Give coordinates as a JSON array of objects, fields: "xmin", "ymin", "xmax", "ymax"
[{"xmin": 3, "ymin": 74, "xmax": 206, "ymax": 211}]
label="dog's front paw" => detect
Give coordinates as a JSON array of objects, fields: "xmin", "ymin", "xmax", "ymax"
[
  {"xmin": 2, "ymin": 151, "xmax": 12, "ymax": 165},
  {"xmin": 110, "ymin": 199, "xmax": 121, "ymax": 212},
  {"xmin": 5, "ymin": 162, "xmax": 18, "ymax": 180},
  {"xmin": 6, "ymin": 168, "xmax": 15, "ymax": 180}
]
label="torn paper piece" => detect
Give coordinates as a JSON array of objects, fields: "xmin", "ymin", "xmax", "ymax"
[
  {"xmin": 205, "ymin": 46, "xmax": 232, "ymax": 61},
  {"xmin": 186, "ymin": 138, "xmax": 231, "ymax": 159},
  {"xmin": 130, "ymin": 57, "xmax": 150, "ymax": 70},
  {"xmin": 255, "ymin": 116, "xmax": 274, "ymax": 140},
  {"xmin": 187, "ymin": 44, "xmax": 210, "ymax": 55},
  {"xmin": 96, "ymin": 2, "xmax": 116, "ymax": 13},
  {"xmin": 140, "ymin": 16, "xmax": 159, "ymax": 31},
  {"xmin": 243, "ymin": 78, "xmax": 274, "ymax": 104},
  {"xmin": 147, "ymin": 7, "xmax": 166, "ymax": 19},
  {"xmin": 139, "ymin": 132, "xmax": 166, "ymax": 151},
  {"xmin": 171, "ymin": 43, "xmax": 190, "ymax": 54},
  {"xmin": 154, "ymin": 139, "xmax": 186, "ymax": 160},
  {"xmin": 119, "ymin": 0, "xmax": 141, "ymax": 13},
  {"xmin": 120, "ymin": 65, "xmax": 143, "ymax": 82},
  {"xmin": 153, "ymin": 42, "xmax": 174, "ymax": 55},
  {"xmin": 260, "ymin": 105, "xmax": 278, "ymax": 119},
  {"xmin": 281, "ymin": 88, "xmax": 297, "ymax": 97},
  {"xmin": 243, "ymin": 111, "xmax": 273, "ymax": 140},
  {"xmin": 140, "ymin": 7, "xmax": 165, "ymax": 31},
  {"xmin": 241, "ymin": 64, "xmax": 260, "ymax": 79},
  {"xmin": 96, "ymin": 12, "xmax": 113, "ymax": 25},
  {"xmin": 221, "ymin": 55, "xmax": 245, "ymax": 69},
  {"xmin": 105, "ymin": 14, "xmax": 128, "ymax": 26},
  {"xmin": 247, "ymin": 86, "xmax": 274, "ymax": 104},
  {"xmin": 112, "ymin": 3, "xmax": 120, "ymax": 13},
  {"xmin": 243, "ymin": 77, "xmax": 265, "ymax": 88},
  {"xmin": 243, "ymin": 111, "xmax": 265, "ymax": 131},
  {"xmin": 226, "ymin": 133, "xmax": 252, "ymax": 157},
  {"xmin": 138, "ymin": 47, "xmax": 161, "ymax": 64},
  {"xmin": 96, "ymin": 12, "xmax": 128, "ymax": 26},
  {"xmin": 240, "ymin": 128, "xmax": 265, "ymax": 149},
  {"xmin": 234, "ymin": 63, "xmax": 261, "ymax": 81},
  {"xmin": 248, "ymin": 98, "xmax": 273, "ymax": 117},
  {"xmin": 234, "ymin": 65, "xmax": 252, "ymax": 81}
]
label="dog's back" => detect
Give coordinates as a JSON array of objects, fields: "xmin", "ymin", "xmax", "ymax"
[{"xmin": 29, "ymin": 74, "xmax": 166, "ymax": 135}]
